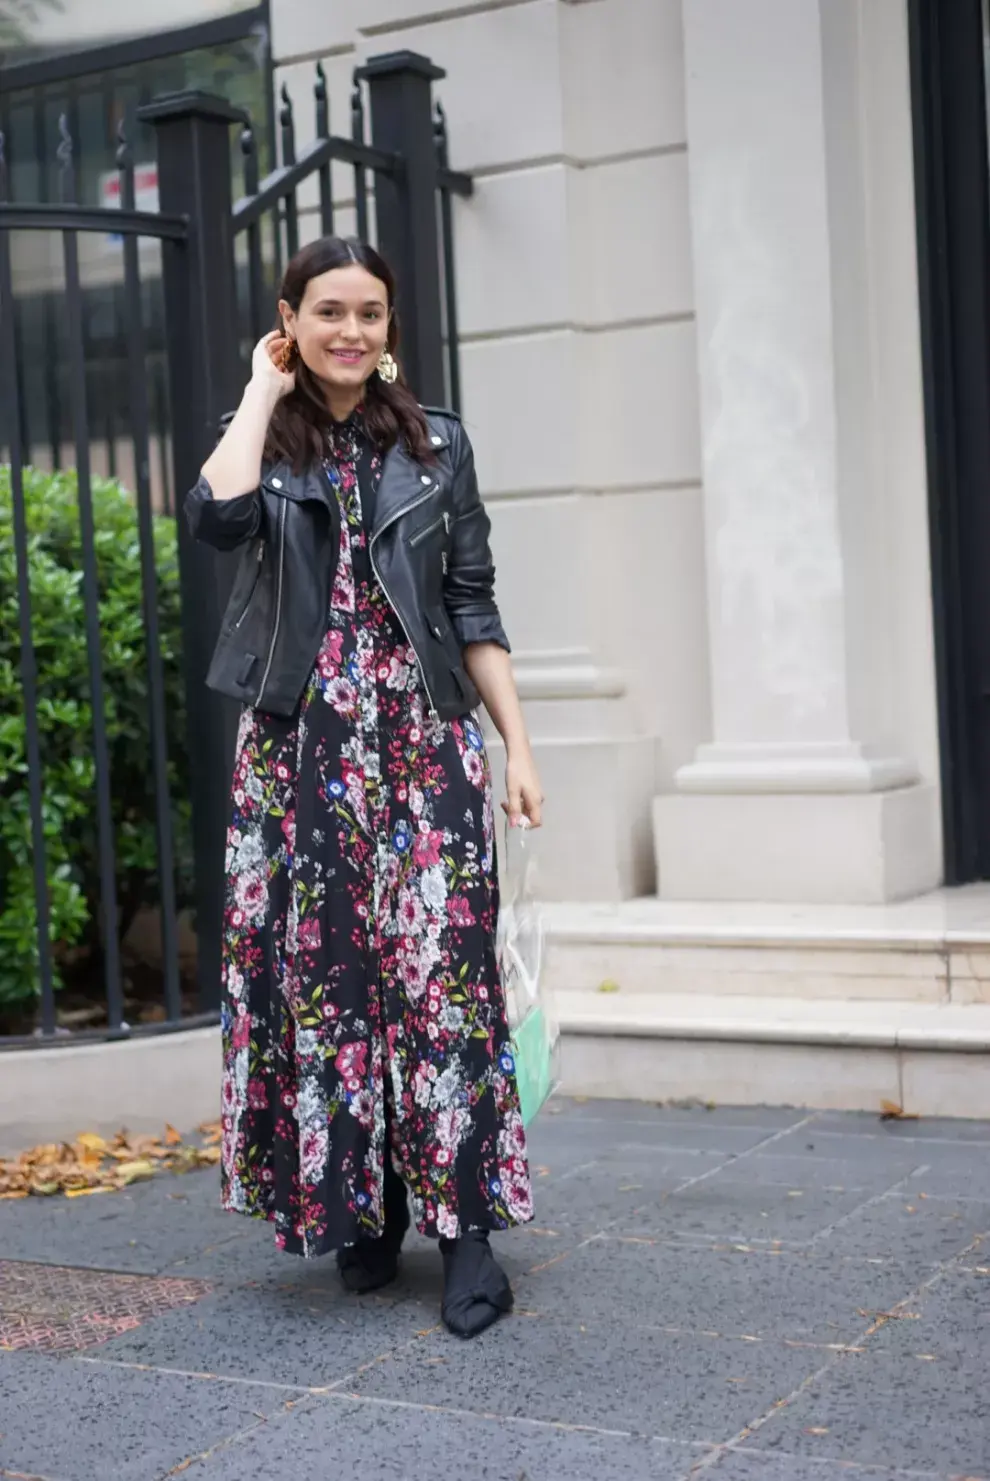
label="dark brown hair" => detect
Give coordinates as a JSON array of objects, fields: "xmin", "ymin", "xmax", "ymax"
[{"xmin": 264, "ymin": 237, "xmax": 435, "ymax": 470}]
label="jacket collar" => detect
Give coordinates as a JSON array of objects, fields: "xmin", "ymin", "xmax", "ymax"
[
  {"xmin": 261, "ymin": 423, "xmax": 447, "ymax": 530},
  {"xmin": 372, "ymin": 440, "xmax": 440, "ymax": 538},
  {"xmin": 260, "ymin": 459, "xmax": 334, "ymax": 510}
]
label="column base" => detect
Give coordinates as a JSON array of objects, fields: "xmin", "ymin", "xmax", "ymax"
[
  {"xmin": 488, "ymin": 733, "xmax": 657, "ymax": 901},
  {"xmin": 654, "ymin": 783, "xmax": 940, "ymax": 904}
]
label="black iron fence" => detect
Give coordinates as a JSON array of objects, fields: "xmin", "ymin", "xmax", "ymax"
[{"xmin": 0, "ymin": 49, "xmax": 470, "ymax": 1049}]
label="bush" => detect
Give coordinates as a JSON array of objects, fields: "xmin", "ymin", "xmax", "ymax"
[{"xmin": 0, "ymin": 467, "xmax": 193, "ymax": 1018}]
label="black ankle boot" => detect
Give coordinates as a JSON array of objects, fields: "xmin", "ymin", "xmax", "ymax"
[
  {"xmin": 439, "ymin": 1230, "xmax": 513, "ymax": 1338},
  {"xmin": 337, "ymin": 1155, "xmax": 410, "ymax": 1294}
]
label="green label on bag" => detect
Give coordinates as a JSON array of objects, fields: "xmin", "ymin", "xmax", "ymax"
[{"xmin": 511, "ymin": 1005, "xmax": 553, "ymax": 1127}]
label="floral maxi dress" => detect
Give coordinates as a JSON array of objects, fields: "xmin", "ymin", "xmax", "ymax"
[{"xmin": 219, "ymin": 416, "xmax": 534, "ymax": 1257}]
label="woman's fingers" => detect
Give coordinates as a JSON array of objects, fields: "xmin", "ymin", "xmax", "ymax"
[{"xmin": 521, "ymin": 785, "xmax": 543, "ymax": 829}]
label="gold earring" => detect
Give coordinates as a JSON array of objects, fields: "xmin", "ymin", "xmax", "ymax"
[
  {"xmin": 377, "ymin": 347, "xmax": 398, "ymax": 384},
  {"xmin": 278, "ymin": 337, "xmax": 299, "ymax": 374}
]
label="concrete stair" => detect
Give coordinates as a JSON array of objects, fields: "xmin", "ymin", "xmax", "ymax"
[{"xmin": 542, "ymin": 890, "xmax": 990, "ymax": 1118}]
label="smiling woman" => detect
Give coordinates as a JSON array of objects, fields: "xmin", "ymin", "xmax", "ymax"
[{"xmin": 187, "ymin": 235, "xmax": 544, "ymax": 1341}]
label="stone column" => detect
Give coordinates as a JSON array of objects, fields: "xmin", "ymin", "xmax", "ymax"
[{"xmin": 655, "ymin": 0, "xmax": 941, "ymax": 902}]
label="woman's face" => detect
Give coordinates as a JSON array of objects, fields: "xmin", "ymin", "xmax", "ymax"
[{"xmin": 280, "ymin": 263, "xmax": 390, "ymax": 394}]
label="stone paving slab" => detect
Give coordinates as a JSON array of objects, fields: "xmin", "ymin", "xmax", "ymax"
[
  {"xmin": 344, "ymin": 1316, "xmax": 826, "ymax": 1441},
  {"xmin": 510, "ymin": 1236, "xmax": 928, "ymax": 1344},
  {"xmin": 0, "ymin": 1349, "xmax": 309, "ymax": 1481},
  {"xmin": 750, "ymin": 1345, "xmax": 990, "ymax": 1475},
  {"xmin": 0, "ymin": 1098, "xmax": 987, "ymax": 1481},
  {"xmin": 704, "ymin": 1452, "xmax": 935, "ymax": 1480},
  {"xmin": 174, "ymin": 1392, "xmax": 707, "ymax": 1481}
]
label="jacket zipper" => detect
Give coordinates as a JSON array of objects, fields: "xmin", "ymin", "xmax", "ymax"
[
  {"xmin": 233, "ymin": 540, "xmax": 265, "ymax": 629},
  {"xmin": 370, "ymin": 485, "xmax": 440, "ymax": 720},
  {"xmin": 256, "ymin": 500, "xmax": 287, "ymax": 707},
  {"xmin": 408, "ymin": 513, "xmax": 445, "ymax": 549}
]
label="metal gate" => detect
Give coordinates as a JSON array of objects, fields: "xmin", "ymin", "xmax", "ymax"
[{"xmin": 0, "ymin": 50, "xmax": 471, "ymax": 1048}]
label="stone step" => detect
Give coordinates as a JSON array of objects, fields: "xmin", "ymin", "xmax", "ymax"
[
  {"xmin": 542, "ymin": 895, "xmax": 990, "ymax": 1005},
  {"xmin": 554, "ymin": 988, "xmax": 990, "ymax": 1118}
]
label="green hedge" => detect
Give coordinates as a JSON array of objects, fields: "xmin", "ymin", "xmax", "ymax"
[{"xmin": 0, "ymin": 467, "xmax": 193, "ymax": 1018}]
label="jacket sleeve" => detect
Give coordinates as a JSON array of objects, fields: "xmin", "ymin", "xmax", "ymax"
[
  {"xmin": 443, "ymin": 422, "xmax": 510, "ymax": 653},
  {"xmin": 184, "ymin": 411, "xmax": 263, "ymax": 551}
]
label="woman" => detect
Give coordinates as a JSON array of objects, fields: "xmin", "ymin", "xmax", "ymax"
[{"xmin": 187, "ymin": 236, "xmax": 542, "ymax": 1339}]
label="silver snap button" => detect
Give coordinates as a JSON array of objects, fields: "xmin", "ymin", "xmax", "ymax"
[
  {"xmin": 431, "ymin": 435, "xmax": 443, "ymax": 446},
  {"xmin": 271, "ymin": 477, "xmax": 282, "ymax": 489},
  {"xmin": 421, "ymin": 474, "xmax": 432, "ymax": 485}
]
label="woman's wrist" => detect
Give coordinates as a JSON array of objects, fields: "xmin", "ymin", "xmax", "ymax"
[{"xmin": 243, "ymin": 375, "xmax": 284, "ymax": 419}]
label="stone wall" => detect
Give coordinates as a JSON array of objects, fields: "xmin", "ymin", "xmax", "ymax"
[{"xmin": 272, "ymin": 0, "xmax": 713, "ymax": 900}]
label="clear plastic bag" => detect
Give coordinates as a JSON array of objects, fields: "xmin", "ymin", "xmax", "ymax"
[{"xmin": 497, "ymin": 819, "xmax": 559, "ymax": 1125}]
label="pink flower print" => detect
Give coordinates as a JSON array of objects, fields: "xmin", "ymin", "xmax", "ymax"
[
  {"xmin": 400, "ymin": 952, "xmax": 428, "ymax": 1002},
  {"xmin": 247, "ymin": 1077, "xmax": 268, "ymax": 1110},
  {"xmin": 336, "ymin": 1041, "xmax": 368, "ymax": 1080},
  {"xmin": 386, "ymin": 654, "xmax": 409, "ymax": 690},
  {"xmin": 297, "ymin": 916, "xmax": 321, "ymax": 952},
  {"xmin": 300, "ymin": 1125, "xmax": 328, "ymax": 1183},
  {"xmin": 235, "ymin": 870, "xmax": 267, "ymax": 922},
  {"xmin": 462, "ymin": 749, "xmax": 484, "ymax": 788},
  {"xmin": 221, "ymin": 1073, "xmax": 238, "ymax": 1115},
  {"xmin": 412, "ymin": 828, "xmax": 443, "ymax": 869},
  {"xmin": 326, "ymin": 630, "xmax": 343, "ymax": 664},
  {"xmin": 398, "ymin": 889, "xmax": 424, "ymax": 936},
  {"xmin": 231, "ymin": 1011, "xmax": 251, "ymax": 1051},
  {"xmin": 448, "ymin": 895, "xmax": 476, "ymax": 930},
  {"xmin": 281, "ymin": 809, "xmax": 296, "ymax": 851},
  {"xmin": 326, "ymin": 677, "xmax": 357, "ymax": 716}
]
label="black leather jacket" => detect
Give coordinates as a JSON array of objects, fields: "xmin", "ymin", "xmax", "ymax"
[{"xmin": 185, "ymin": 410, "xmax": 509, "ymax": 723}]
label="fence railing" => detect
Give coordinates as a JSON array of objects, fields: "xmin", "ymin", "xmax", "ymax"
[{"xmin": 0, "ymin": 49, "xmax": 470, "ymax": 1049}]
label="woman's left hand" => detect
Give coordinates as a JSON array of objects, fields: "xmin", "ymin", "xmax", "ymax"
[{"xmin": 503, "ymin": 748, "xmax": 544, "ymax": 829}]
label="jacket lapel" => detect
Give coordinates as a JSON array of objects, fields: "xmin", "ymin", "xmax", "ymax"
[
  {"xmin": 372, "ymin": 441, "xmax": 439, "ymax": 538},
  {"xmin": 261, "ymin": 460, "xmax": 336, "ymax": 512}
]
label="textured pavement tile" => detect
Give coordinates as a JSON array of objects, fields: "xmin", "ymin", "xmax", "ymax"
[
  {"xmin": 809, "ymin": 1112, "xmax": 990, "ymax": 1143},
  {"xmin": 511, "ymin": 1237, "xmax": 922, "ymax": 1345},
  {"xmin": 751, "ymin": 1346, "xmax": 990, "ymax": 1475},
  {"xmin": 812, "ymin": 1189, "xmax": 990, "ymax": 1266},
  {"xmin": 729, "ymin": 1151, "xmax": 921, "ymax": 1193},
  {"xmin": 705, "ymin": 1449, "xmax": 936, "ymax": 1479},
  {"xmin": 505, "ymin": 1154, "xmax": 714, "ymax": 1239},
  {"xmin": 0, "ymin": 1348, "xmax": 308, "ymax": 1481},
  {"xmin": 346, "ymin": 1316, "xmax": 820, "ymax": 1441},
  {"xmin": 545, "ymin": 1099, "xmax": 808, "ymax": 1132},
  {"xmin": 529, "ymin": 1113, "xmax": 796, "ymax": 1160},
  {"xmin": 614, "ymin": 1176, "xmax": 876, "ymax": 1245},
  {"xmin": 94, "ymin": 1280, "xmax": 430, "ymax": 1389},
  {"xmin": 180, "ymin": 1392, "xmax": 705, "ymax": 1481},
  {"xmin": 866, "ymin": 1268, "xmax": 990, "ymax": 1356},
  {"xmin": 0, "ymin": 1169, "xmax": 237, "ymax": 1275}
]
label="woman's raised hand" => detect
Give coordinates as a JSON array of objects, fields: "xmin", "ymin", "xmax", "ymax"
[{"xmin": 251, "ymin": 330, "xmax": 296, "ymax": 399}]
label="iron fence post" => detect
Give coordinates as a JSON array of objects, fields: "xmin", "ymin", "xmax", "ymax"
[
  {"xmin": 359, "ymin": 51, "xmax": 447, "ymax": 406},
  {"xmin": 139, "ymin": 90, "xmax": 245, "ymax": 1011}
]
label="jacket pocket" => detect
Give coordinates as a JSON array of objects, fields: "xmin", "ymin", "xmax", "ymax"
[
  {"xmin": 232, "ymin": 541, "xmax": 266, "ymax": 629},
  {"xmin": 407, "ymin": 511, "xmax": 449, "ymax": 549}
]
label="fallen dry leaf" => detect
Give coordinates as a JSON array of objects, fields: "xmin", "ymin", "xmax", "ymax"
[
  {"xmin": 880, "ymin": 1100, "xmax": 920, "ymax": 1122},
  {"xmin": 597, "ymin": 979, "xmax": 621, "ymax": 994},
  {"xmin": 0, "ymin": 1122, "xmax": 224, "ymax": 1200}
]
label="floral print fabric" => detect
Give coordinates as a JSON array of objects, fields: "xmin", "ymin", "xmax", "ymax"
[{"xmin": 219, "ymin": 416, "xmax": 533, "ymax": 1257}]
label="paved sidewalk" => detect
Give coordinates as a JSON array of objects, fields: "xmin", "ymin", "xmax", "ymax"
[{"xmin": 1, "ymin": 1098, "xmax": 988, "ymax": 1481}]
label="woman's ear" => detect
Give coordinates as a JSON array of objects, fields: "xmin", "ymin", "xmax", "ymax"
[{"xmin": 277, "ymin": 299, "xmax": 295, "ymax": 336}]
